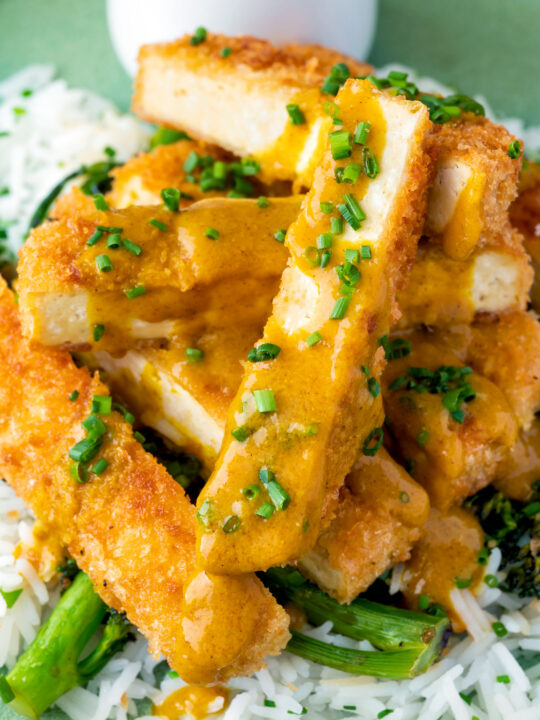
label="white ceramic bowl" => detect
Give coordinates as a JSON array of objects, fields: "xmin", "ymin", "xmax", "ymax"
[{"xmin": 107, "ymin": 0, "xmax": 378, "ymax": 77}]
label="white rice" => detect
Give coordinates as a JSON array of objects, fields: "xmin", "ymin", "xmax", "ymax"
[{"xmin": 1, "ymin": 66, "xmax": 540, "ymax": 720}]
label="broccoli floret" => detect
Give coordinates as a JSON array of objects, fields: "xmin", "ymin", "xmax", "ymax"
[{"xmin": 466, "ymin": 483, "xmax": 540, "ymax": 597}]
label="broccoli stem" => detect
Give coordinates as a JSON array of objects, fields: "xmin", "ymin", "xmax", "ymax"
[
  {"xmin": 0, "ymin": 573, "xmax": 132, "ymax": 720},
  {"xmin": 265, "ymin": 567, "xmax": 449, "ymax": 677},
  {"xmin": 287, "ymin": 631, "xmax": 433, "ymax": 679}
]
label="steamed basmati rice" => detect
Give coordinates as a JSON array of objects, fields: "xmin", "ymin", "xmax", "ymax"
[{"xmin": 1, "ymin": 65, "xmax": 540, "ymax": 720}]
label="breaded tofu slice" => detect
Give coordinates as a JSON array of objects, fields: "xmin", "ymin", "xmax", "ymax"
[
  {"xmin": 0, "ymin": 278, "xmax": 289, "ymax": 685},
  {"xmin": 382, "ymin": 333, "xmax": 518, "ymax": 510},
  {"xmin": 86, "ymin": 317, "xmax": 265, "ymax": 472},
  {"xmin": 400, "ymin": 507, "xmax": 485, "ymax": 631},
  {"xmin": 195, "ymin": 79, "xmax": 432, "ymax": 574},
  {"xmin": 107, "ymin": 139, "xmax": 284, "ymax": 209},
  {"xmin": 17, "ymin": 197, "xmax": 298, "ymax": 350},
  {"xmin": 396, "ymin": 238, "xmax": 532, "ymax": 328},
  {"xmin": 133, "ymin": 33, "xmax": 371, "ymax": 188},
  {"xmin": 424, "ymin": 116, "xmax": 522, "ymax": 259},
  {"xmin": 133, "ymin": 33, "xmax": 522, "ymax": 256},
  {"xmin": 510, "ymin": 160, "xmax": 540, "ymax": 309},
  {"xmin": 298, "ymin": 448, "xmax": 429, "ymax": 604},
  {"xmin": 86, "ymin": 323, "xmax": 430, "ymax": 603}
]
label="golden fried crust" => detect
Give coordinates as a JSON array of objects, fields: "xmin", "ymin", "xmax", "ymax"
[
  {"xmin": 510, "ymin": 160, "xmax": 540, "ymax": 308},
  {"xmin": 0, "ymin": 278, "xmax": 289, "ymax": 683},
  {"xmin": 108, "ymin": 141, "xmax": 232, "ymax": 209},
  {"xmin": 425, "ymin": 115, "xmax": 522, "ymax": 258},
  {"xmin": 135, "ymin": 33, "xmax": 371, "ymax": 94},
  {"xmin": 383, "ymin": 334, "xmax": 518, "ymax": 509},
  {"xmin": 133, "ymin": 34, "xmax": 371, "ymax": 186},
  {"xmin": 299, "ymin": 449, "xmax": 429, "ymax": 603}
]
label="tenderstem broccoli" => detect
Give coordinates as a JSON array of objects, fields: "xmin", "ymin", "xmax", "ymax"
[
  {"xmin": 0, "ymin": 572, "xmax": 133, "ymax": 719},
  {"xmin": 265, "ymin": 567, "xmax": 450, "ymax": 678}
]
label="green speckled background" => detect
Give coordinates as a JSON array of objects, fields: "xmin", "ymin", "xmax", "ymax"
[{"xmin": 0, "ymin": 1, "xmax": 538, "ymax": 718}]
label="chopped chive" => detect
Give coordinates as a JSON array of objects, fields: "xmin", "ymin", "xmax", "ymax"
[
  {"xmin": 91, "ymin": 458, "xmax": 109, "ymax": 476},
  {"xmin": 69, "ymin": 390, "xmax": 79, "ymax": 402},
  {"xmin": 197, "ymin": 499, "xmax": 212, "ymax": 527},
  {"xmin": 256, "ymin": 502, "xmax": 275, "ymax": 519},
  {"xmin": 367, "ymin": 377, "xmax": 380, "ymax": 398},
  {"xmin": 266, "ymin": 479, "xmax": 290, "ymax": 510},
  {"xmin": 361, "ymin": 244, "xmax": 372, "ymax": 259},
  {"xmin": 508, "ymin": 140, "xmax": 521, "ymax": 159},
  {"xmin": 320, "ymin": 250, "xmax": 332, "ymax": 268},
  {"xmin": 258, "ymin": 196, "xmax": 270, "ymax": 208},
  {"xmin": 91, "ymin": 395, "xmax": 112, "ymax": 415},
  {"xmin": 320, "ymin": 201, "xmax": 333, "ymax": 214},
  {"xmin": 243, "ymin": 484, "xmax": 260, "ymax": 500},
  {"xmin": 342, "ymin": 163, "xmax": 362, "ymax": 184},
  {"xmin": 161, "ymin": 187, "xmax": 181, "ymax": 212},
  {"xmin": 183, "ymin": 151, "xmax": 200, "ymax": 173},
  {"xmin": 93, "ymin": 324, "xmax": 105, "ymax": 342},
  {"xmin": 286, "ymin": 104, "xmax": 306, "ymax": 125},
  {"xmin": 93, "ymin": 194, "xmax": 108, "ymax": 211},
  {"xmin": 190, "ymin": 26, "xmax": 207, "ymax": 45},
  {"xmin": 0, "ymin": 588, "xmax": 22, "ymax": 609},
  {"xmin": 106, "ymin": 233, "xmax": 122, "ymax": 249},
  {"xmin": 477, "ymin": 547, "xmax": 489, "ymax": 565},
  {"xmin": 304, "ymin": 246, "xmax": 321, "ymax": 266},
  {"xmin": 82, "ymin": 414, "xmax": 107, "ymax": 437},
  {"xmin": 96, "ymin": 254, "xmax": 113, "ymax": 273},
  {"xmin": 96, "ymin": 225, "xmax": 123, "ymax": 233},
  {"xmin": 205, "ymin": 227, "xmax": 220, "ymax": 240},
  {"xmin": 416, "ymin": 428, "xmax": 430, "ymax": 447},
  {"xmin": 123, "ymin": 238, "xmax": 142, "ymax": 256},
  {"xmin": 87, "ymin": 229, "xmax": 103, "ymax": 246},
  {"xmin": 253, "ymin": 389, "xmax": 276, "ymax": 413},
  {"xmin": 222, "ymin": 515, "xmax": 241, "ymax": 533},
  {"xmin": 331, "ymin": 217, "xmax": 343, "ymax": 235},
  {"xmin": 69, "ymin": 438, "xmax": 102, "ymax": 464},
  {"xmin": 418, "ymin": 594, "xmax": 430, "ymax": 610},
  {"xmin": 484, "ymin": 574, "xmax": 499, "ymax": 588},
  {"xmin": 345, "ymin": 249, "xmax": 359, "ymax": 263},
  {"xmin": 149, "ymin": 218, "xmax": 168, "ymax": 231},
  {"xmin": 497, "ymin": 675, "xmax": 510, "ymax": 684},
  {"xmin": 264, "ymin": 700, "xmax": 276, "ymax": 708},
  {"xmin": 329, "ymin": 130, "xmax": 352, "ymax": 160},
  {"xmin": 168, "ymin": 670, "xmax": 179, "ymax": 679},
  {"xmin": 306, "ymin": 331, "xmax": 322, "ymax": 347},
  {"xmin": 220, "ymin": 46, "xmax": 232, "ymax": 58},
  {"xmin": 212, "ymin": 161, "xmax": 227, "ymax": 180},
  {"xmin": 274, "ymin": 228, "xmax": 287, "ymax": 243},
  {"xmin": 492, "ymin": 621, "xmax": 508, "ymax": 637},
  {"xmin": 323, "ymin": 101, "xmax": 340, "ymax": 119},
  {"xmin": 248, "ymin": 343, "xmax": 281, "ymax": 362},
  {"xmin": 258, "ymin": 468, "xmax": 276, "ymax": 484},
  {"xmin": 317, "ymin": 233, "xmax": 333, "ymax": 250},
  {"xmin": 362, "ymin": 148, "xmax": 380, "ymax": 178},
  {"xmin": 124, "ymin": 285, "xmax": 146, "ymax": 300},
  {"xmin": 455, "ymin": 577, "xmax": 472, "ymax": 589},
  {"xmin": 354, "ymin": 121, "xmax": 371, "ymax": 145},
  {"xmin": 70, "ymin": 461, "xmax": 89, "ymax": 484},
  {"xmin": 232, "ymin": 426, "xmax": 251, "ymax": 442},
  {"xmin": 338, "ymin": 193, "xmax": 366, "ymax": 230},
  {"xmin": 186, "ymin": 347, "xmax": 204, "ymax": 363},
  {"xmin": 330, "ymin": 296, "xmax": 350, "ymax": 320},
  {"xmin": 378, "ymin": 712, "xmax": 394, "ymax": 719},
  {"xmin": 362, "ymin": 427, "xmax": 384, "ymax": 456}
]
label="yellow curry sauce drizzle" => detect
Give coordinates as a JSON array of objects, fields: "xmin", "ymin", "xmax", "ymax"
[
  {"xmin": 195, "ymin": 81, "xmax": 389, "ymax": 573},
  {"xmin": 153, "ymin": 686, "xmax": 229, "ymax": 720}
]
